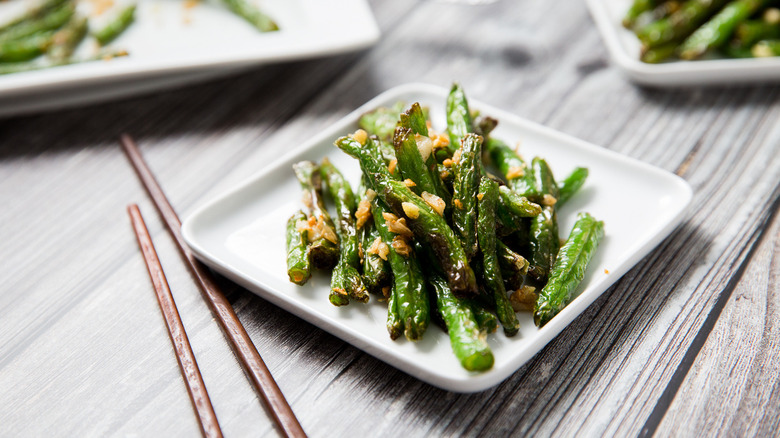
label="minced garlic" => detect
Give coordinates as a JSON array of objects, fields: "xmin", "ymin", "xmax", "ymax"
[
  {"xmin": 765, "ymin": 7, "xmax": 780, "ymax": 24},
  {"xmin": 392, "ymin": 235, "xmax": 412, "ymax": 257},
  {"xmin": 452, "ymin": 149, "xmax": 462, "ymax": 165},
  {"xmin": 404, "ymin": 178, "xmax": 417, "ymax": 188},
  {"xmin": 402, "ymin": 202, "xmax": 420, "ymax": 219},
  {"xmin": 510, "ymin": 286, "xmax": 537, "ymax": 312},
  {"xmin": 303, "ymin": 215, "xmax": 338, "ymax": 244},
  {"xmin": 355, "ymin": 199, "xmax": 371, "ymax": 229},
  {"xmin": 382, "ymin": 212, "xmax": 413, "ymax": 237},
  {"xmin": 352, "ymin": 129, "xmax": 368, "ymax": 145},
  {"xmin": 506, "ymin": 166, "xmax": 524, "ymax": 180},
  {"xmin": 368, "ymin": 237, "xmax": 390, "ymax": 261},
  {"xmin": 430, "ymin": 131, "xmax": 450, "ymax": 150},
  {"xmin": 542, "ymin": 194, "xmax": 558, "ymax": 206},
  {"xmin": 295, "ymin": 219, "xmax": 309, "ymax": 234},
  {"xmin": 415, "ymin": 134, "xmax": 433, "ymax": 161},
  {"xmin": 388, "ymin": 159, "xmax": 398, "ymax": 175},
  {"xmin": 421, "ymin": 192, "xmax": 445, "ymax": 216}
]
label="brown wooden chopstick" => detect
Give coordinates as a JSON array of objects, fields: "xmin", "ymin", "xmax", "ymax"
[
  {"xmin": 120, "ymin": 134, "xmax": 307, "ymax": 438},
  {"xmin": 128, "ymin": 204, "xmax": 224, "ymax": 438}
]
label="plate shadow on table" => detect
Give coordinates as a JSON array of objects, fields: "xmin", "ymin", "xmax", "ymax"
[{"xmin": 635, "ymin": 82, "xmax": 780, "ymax": 108}]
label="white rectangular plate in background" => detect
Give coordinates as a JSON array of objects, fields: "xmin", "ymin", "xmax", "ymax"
[
  {"xmin": 181, "ymin": 83, "xmax": 693, "ymax": 392},
  {"xmin": 586, "ymin": 0, "xmax": 780, "ymax": 86},
  {"xmin": 0, "ymin": 0, "xmax": 379, "ymax": 115}
]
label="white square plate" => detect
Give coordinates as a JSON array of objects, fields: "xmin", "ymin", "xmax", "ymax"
[
  {"xmin": 0, "ymin": 0, "xmax": 379, "ymax": 115},
  {"xmin": 586, "ymin": 0, "xmax": 780, "ymax": 86},
  {"xmin": 181, "ymin": 83, "xmax": 693, "ymax": 392}
]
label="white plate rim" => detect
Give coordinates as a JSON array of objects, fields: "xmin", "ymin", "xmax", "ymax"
[
  {"xmin": 585, "ymin": 0, "xmax": 780, "ymax": 86},
  {"xmin": 181, "ymin": 82, "xmax": 694, "ymax": 392},
  {"xmin": 0, "ymin": 0, "xmax": 380, "ymax": 98}
]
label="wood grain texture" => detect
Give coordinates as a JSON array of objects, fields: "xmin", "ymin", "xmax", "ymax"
[
  {"xmin": 0, "ymin": 0, "xmax": 778, "ymax": 436},
  {"xmin": 656, "ymin": 202, "xmax": 780, "ymax": 437}
]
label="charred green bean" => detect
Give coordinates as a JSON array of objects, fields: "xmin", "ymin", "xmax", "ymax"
[{"xmin": 534, "ymin": 213, "xmax": 604, "ymax": 327}]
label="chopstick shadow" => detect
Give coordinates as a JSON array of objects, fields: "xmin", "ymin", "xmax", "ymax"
[{"xmin": 0, "ymin": 50, "xmax": 368, "ymax": 161}]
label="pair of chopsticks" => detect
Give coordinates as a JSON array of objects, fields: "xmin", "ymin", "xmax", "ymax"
[{"xmin": 122, "ymin": 135, "xmax": 307, "ymax": 438}]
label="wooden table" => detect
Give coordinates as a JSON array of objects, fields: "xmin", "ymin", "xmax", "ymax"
[{"xmin": 1, "ymin": 1, "xmax": 778, "ymax": 436}]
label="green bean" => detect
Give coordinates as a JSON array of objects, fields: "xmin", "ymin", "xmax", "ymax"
[
  {"xmin": 371, "ymin": 197, "xmax": 429, "ymax": 341},
  {"xmin": 557, "ymin": 167, "xmax": 589, "ymax": 206},
  {"xmin": 393, "ymin": 127, "xmax": 440, "ymax": 197},
  {"xmin": 678, "ymin": 0, "xmax": 769, "ymax": 59},
  {"xmin": 514, "ymin": 157, "xmax": 559, "ymax": 204},
  {"xmin": 733, "ymin": 19, "xmax": 780, "ymax": 47},
  {"xmin": 520, "ymin": 158, "xmax": 560, "ymax": 283},
  {"xmin": 623, "ymin": 0, "xmax": 659, "ymax": 28},
  {"xmin": 452, "ymin": 133, "xmax": 483, "ymax": 260},
  {"xmin": 484, "ymin": 137, "xmax": 527, "ymax": 189},
  {"xmin": 398, "ymin": 102, "xmax": 429, "ymax": 137},
  {"xmin": 321, "ymin": 157, "xmax": 367, "ymax": 305},
  {"xmin": 93, "ymin": 4, "xmax": 136, "ymax": 46},
  {"xmin": 470, "ymin": 302, "xmax": 498, "ymax": 334},
  {"xmin": 528, "ymin": 206, "xmax": 559, "ymax": 283},
  {"xmin": 362, "ymin": 223, "xmax": 391, "ymax": 295},
  {"xmin": 386, "ymin": 272, "xmax": 403, "ymax": 340},
  {"xmin": 0, "ymin": 1, "xmax": 74, "ymax": 43},
  {"xmin": 640, "ymin": 41, "xmax": 679, "ymax": 63},
  {"xmin": 222, "ymin": 0, "xmax": 278, "ymax": 32},
  {"xmin": 338, "ymin": 135, "xmax": 396, "ymax": 187},
  {"xmin": 286, "ymin": 210, "xmax": 311, "ymax": 285},
  {"xmin": 474, "ymin": 115, "xmax": 498, "ymax": 139},
  {"xmin": 497, "ymin": 185, "xmax": 542, "ymax": 218},
  {"xmin": 0, "ymin": 0, "xmax": 69, "ymax": 35},
  {"xmin": 721, "ymin": 44, "xmax": 755, "ymax": 57},
  {"xmin": 359, "ymin": 102, "xmax": 405, "ymax": 143},
  {"xmin": 47, "ymin": 14, "xmax": 87, "ymax": 62},
  {"xmin": 429, "ymin": 275, "xmax": 494, "ymax": 371},
  {"xmin": 446, "ymin": 83, "xmax": 474, "ymax": 154},
  {"xmin": 535, "ymin": 212, "xmax": 604, "ymax": 327},
  {"xmin": 399, "ymin": 103, "xmax": 452, "ymax": 205},
  {"xmin": 637, "ymin": 0, "xmax": 731, "ymax": 49},
  {"xmin": 497, "ymin": 240, "xmax": 529, "ymax": 290},
  {"xmin": 292, "ymin": 160, "xmax": 339, "ymax": 270},
  {"xmin": 477, "ymin": 177, "xmax": 520, "ymax": 336},
  {"xmin": 632, "ymin": 1, "xmax": 682, "ymax": 32},
  {"xmin": 0, "ymin": 31, "xmax": 55, "ymax": 63},
  {"xmin": 356, "ymin": 181, "xmax": 391, "ymax": 295}
]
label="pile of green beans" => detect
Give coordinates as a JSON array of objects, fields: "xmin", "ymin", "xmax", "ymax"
[
  {"xmin": 286, "ymin": 83, "xmax": 604, "ymax": 372},
  {"xmin": 0, "ymin": 0, "xmax": 278, "ymax": 75},
  {"xmin": 0, "ymin": 0, "xmax": 134, "ymax": 75},
  {"xmin": 623, "ymin": 0, "xmax": 780, "ymax": 62}
]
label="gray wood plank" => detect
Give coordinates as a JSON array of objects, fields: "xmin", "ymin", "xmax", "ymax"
[
  {"xmin": 0, "ymin": 0, "xmax": 778, "ymax": 436},
  {"xmin": 656, "ymin": 202, "xmax": 780, "ymax": 437}
]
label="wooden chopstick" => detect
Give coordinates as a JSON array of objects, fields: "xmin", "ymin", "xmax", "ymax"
[
  {"xmin": 120, "ymin": 134, "xmax": 307, "ymax": 438},
  {"xmin": 128, "ymin": 204, "xmax": 224, "ymax": 438}
]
